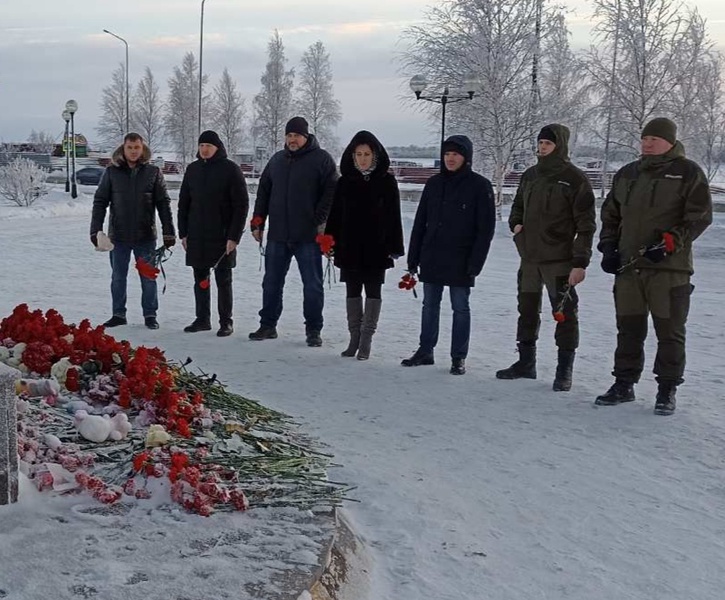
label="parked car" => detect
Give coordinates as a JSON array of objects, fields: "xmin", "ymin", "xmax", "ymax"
[{"xmin": 76, "ymin": 167, "xmax": 105, "ymax": 186}]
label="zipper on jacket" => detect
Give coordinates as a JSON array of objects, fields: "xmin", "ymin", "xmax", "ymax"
[
  {"xmin": 649, "ymin": 180, "xmax": 658, "ymax": 207},
  {"xmin": 622, "ymin": 180, "xmax": 635, "ymax": 206}
]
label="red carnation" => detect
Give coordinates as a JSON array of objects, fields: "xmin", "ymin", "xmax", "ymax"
[
  {"xmin": 250, "ymin": 215, "xmax": 265, "ymax": 228},
  {"xmin": 662, "ymin": 232, "xmax": 676, "ymax": 254},
  {"xmin": 135, "ymin": 257, "xmax": 160, "ymax": 280},
  {"xmin": 553, "ymin": 311, "xmax": 566, "ymax": 323},
  {"xmin": 199, "ymin": 279, "xmax": 210, "ymax": 290},
  {"xmin": 315, "ymin": 233, "xmax": 335, "ymax": 255}
]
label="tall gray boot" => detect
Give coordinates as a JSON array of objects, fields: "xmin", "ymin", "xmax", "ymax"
[
  {"xmin": 356, "ymin": 298, "xmax": 382, "ymax": 361},
  {"xmin": 341, "ymin": 297, "xmax": 364, "ymax": 357}
]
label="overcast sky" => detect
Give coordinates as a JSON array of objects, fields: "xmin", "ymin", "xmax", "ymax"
[{"xmin": 1, "ymin": 0, "xmax": 723, "ymax": 149}]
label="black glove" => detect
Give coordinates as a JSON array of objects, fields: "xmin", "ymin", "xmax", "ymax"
[
  {"xmin": 407, "ymin": 265, "xmax": 418, "ymax": 275},
  {"xmin": 642, "ymin": 245, "xmax": 667, "ymax": 263},
  {"xmin": 600, "ymin": 250, "xmax": 620, "ymax": 274},
  {"xmin": 90, "ymin": 233, "xmax": 98, "ymax": 247},
  {"xmin": 163, "ymin": 235, "xmax": 176, "ymax": 248}
]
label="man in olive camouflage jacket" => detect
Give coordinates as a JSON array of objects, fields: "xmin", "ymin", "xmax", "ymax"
[
  {"xmin": 596, "ymin": 117, "xmax": 712, "ymax": 415},
  {"xmin": 496, "ymin": 124, "xmax": 596, "ymax": 392}
]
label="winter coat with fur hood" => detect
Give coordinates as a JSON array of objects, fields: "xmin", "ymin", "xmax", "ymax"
[{"xmin": 91, "ymin": 143, "xmax": 175, "ymax": 244}]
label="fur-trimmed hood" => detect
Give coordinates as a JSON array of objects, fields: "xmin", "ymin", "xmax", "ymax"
[{"xmin": 111, "ymin": 143, "xmax": 152, "ymax": 168}]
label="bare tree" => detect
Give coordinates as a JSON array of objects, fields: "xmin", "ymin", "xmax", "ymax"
[
  {"xmin": 132, "ymin": 67, "xmax": 165, "ymax": 152},
  {"xmin": 587, "ymin": 0, "xmax": 707, "ymax": 154},
  {"xmin": 96, "ymin": 63, "xmax": 127, "ymax": 148},
  {"xmin": 0, "ymin": 158, "xmax": 49, "ymax": 207},
  {"xmin": 253, "ymin": 30, "xmax": 295, "ymax": 155},
  {"xmin": 402, "ymin": 0, "xmax": 556, "ymax": 218},
  {"xmin": 27, "ymin": 130, "xmax": 57, "ymax": 154},
  {"xmin": 211, "ymin": 68, "xmax": 246, "ymax": 154},
  {"xmin": 539, "ymin": 13, "xmax": 592, "ymax": 152},
  {"xmin": 165, "ymin": 52, "xmax": 208, "ymax": 169},
  {"xmin": 296, "ymin": 41, "xmax": 342, "ymax": 149}
]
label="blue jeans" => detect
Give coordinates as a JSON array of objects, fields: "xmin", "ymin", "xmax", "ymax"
[
  {"xmin": 259, "ymin": 241, "xmax": 324, "ymax": 331},
  {"xmin": 419, "ymin": 283, "xmax": 471, "ymax": 359},
  {"xmin": 109, "ymin": 240, "xmax": 158, "ymax": 318}
]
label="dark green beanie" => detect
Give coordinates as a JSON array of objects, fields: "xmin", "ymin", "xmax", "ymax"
[{"xmin": 641, "ymin": 118, "xmax": 677, "ymax": 145}]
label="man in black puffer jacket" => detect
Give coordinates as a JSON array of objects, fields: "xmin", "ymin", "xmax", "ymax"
[
  {"xmin": 249, "ymin": 117, "xmax": 338, "ymax": 347},
  {"xmin": 91, "ymin": 132, "xmax": 176, "ymax": 330},
  {"xmin": 178, "ymin": 130, "xmax": 249, "ymax": 337},
  {"xmin": 402, "ymin": 135, "xmax": 496, "ymax": 375}
]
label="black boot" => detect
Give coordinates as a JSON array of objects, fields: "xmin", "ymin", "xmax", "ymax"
[
  {"xmin": 401, "ymin": 348, "xmax": 434, "ymax": 367},
  {"xmin": 594, "ymin": 380, "xmax": 635, "ymax": 406},
  {"xmin": 306, "ymin": 329, "xmax": 322, "ymax": 347},
  {"xmin": 216, "ymin": 322, "xmax": 234, "ymax": 337},
  {"xmin": 184, "ymin": 319, "xmax": 212, "ymax": 333},
  {"xmin": 249, "ymin": 325, "xmax": 278, "ymax": 340},
  {"xmin": 144, "ymin": 316, "xmax": 159, "ymax": 330},
  {"xmin": 496, "ymin": 342, "xmax": 536, "ymax": 380},
  {"xmin": 552, "ymin": 350, "xmax": 575, "ymax": 392},
  {"xmin": 341, "ymin": 297, "xmax": 363, "ymax": 357},
  {"xmin": 450, "ymin": 358, "xmax": 466, "ymax": 375},
  {"xmin": 654, "ymin": 382, "xmax": 677, "ymax": 416},
  {"xmin": 103, "ymin": 315, "xmax": 127, "ymax": 328}
]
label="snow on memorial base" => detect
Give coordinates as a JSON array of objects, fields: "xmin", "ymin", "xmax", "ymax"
[{"xmin": 0, "ymin": 305, "xmax": 366, "ymax": 600}]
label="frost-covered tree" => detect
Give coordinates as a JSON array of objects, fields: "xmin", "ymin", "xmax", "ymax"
[
  {"xmin": 211, "ymin": 68, "xmax": 246, "ymax": 155},
  {"xmin": 402, "ymin": 0, "xmax": 557, "ymax": 217},
  {"xmin": 296, "ymin": 41, "xmax": 342, "ymax": 149},
  {"xmin": 587, "ymin": 0, "xmax": 708, "ymax": 155},
  {"xmin": 165, "ymin": 53, "xmax": 209, "ymax": 169},
  {"xmin": 539, "ymin": 13, "xmax": 591, "ymax": 152},
  {"xmin": 27, "ymin": 130, "xmax": 57, "ymax": 154},
  {"xmin": 253, "ymin": 30, "xmax": 295, "ymax": 155},
  {"xmin": 132, "ymin": 67, "xmax": 165, "ymax": 152},
  {"xmin": 0, "ymin": 157, "xmax": 49, "ymax": 206},
  {"xmin": 96, "ymin": 63, "xmax": 127, "ymax": 148}
]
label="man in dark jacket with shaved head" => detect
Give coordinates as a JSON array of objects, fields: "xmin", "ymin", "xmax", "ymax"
[
  {"xmin": 496, "ymin": 124, "xmax": 596, "ymax": 391},
  {"xmin": 402, "ymin": 134, "xmax": 496, "ymax": 375}
]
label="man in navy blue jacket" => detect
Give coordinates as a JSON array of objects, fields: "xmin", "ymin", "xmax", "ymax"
[
  {"xmin": 249, "ymin": 117, "xmax": 338, "ymax": 347},
  {"xmin": 403, "ymin": 135, "xmax": 496, "ymax": 374}
]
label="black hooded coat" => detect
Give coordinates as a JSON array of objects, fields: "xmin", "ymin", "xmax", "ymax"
[
  {"xmin": 407, "ymin": 135, "xmax": 496, "ymax": 287},
  {"xmin": 178, "ymin": 140, "xmax": 249, "ymax": 269},
  {"xmin": 324, "ymin": 131, "xmax": 405, "ymax": 272}
]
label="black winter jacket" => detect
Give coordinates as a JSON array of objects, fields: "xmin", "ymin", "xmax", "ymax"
[
  {"xmin": 408, "ymin": 135, "xmax": 496, "ymax": 287},
  {"xmin": 252, "ymin": 135, "xmax": 338, "ymax": 243},
  {"xmin": 325, "ymin": 131, "xmax": 404, "ymax": 271},
  {"xmin": 91, "ymin": 144, "xmax": 175, "ymax": 244},
  {"xmin": 178, "ymin": 142, "xmax": 249, "ymax": 269}
]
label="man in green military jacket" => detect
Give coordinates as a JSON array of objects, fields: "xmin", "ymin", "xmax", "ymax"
[
  {"xmin": 596, "ymin": 117, "xmax": 712, "ymax": 415},
  {"xmin": 496, "ymin": 124, "xmax": 596, "ymax": 391}
]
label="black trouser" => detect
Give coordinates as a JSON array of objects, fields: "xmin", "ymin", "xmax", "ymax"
[
  {"xmin": 345, "ymin": 281, "xmax": 382, "ymax": 299},
  {"xmin": 193, "ymin": 267, "xmax": 233, "ymax": 325},
  {"xmin": 612, "ymin": 269, "xmax": 691, "ymax": 385},
  {"xmin": 516, "ymin": 260, "xmax": 579, "ymax": 351}
]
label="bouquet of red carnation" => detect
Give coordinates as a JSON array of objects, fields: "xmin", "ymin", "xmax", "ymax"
[
  {"xmin": 315, "ymin": 233, "xmax": 336, "ymax": 288},
  {"xmin": 135, "ymin": 245, "xmax": 173, "ymax": 293},
  {"xmin": 398, "ymin": 271, "xmax": 418, "ymax": 298}
]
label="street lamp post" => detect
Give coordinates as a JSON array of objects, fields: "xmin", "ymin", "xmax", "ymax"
[
  {"xmin": 65, "ymin": 100, "xmax": 78, "ymax": 199},
  {"xmin": 103, "ymin": 29, "xmax": 129, "ymax": 133},
  {"xmin": 62, "ymin": 110, "xmax": 71, "ymax": 193},
  {"xmin": 410, "ymin": 74, "xmax": 479, "ymax": 147},
  {"xmin": 198, "ymin": 0, "xmax": 207, "ymax": 138}
]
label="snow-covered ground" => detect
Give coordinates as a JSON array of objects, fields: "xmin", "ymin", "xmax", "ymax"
[{"xmin": 1, "ymin": 185, "xmax": 724, "ymax": 600}]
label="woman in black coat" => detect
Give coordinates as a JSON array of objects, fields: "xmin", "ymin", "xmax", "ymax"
[
  {"xmin": 178, "ymin": 130, "xmax": 249, "ymax": 337},
  {"xmin": 325, "ymin": 130, "xmax": 404, "ymax": 360}
]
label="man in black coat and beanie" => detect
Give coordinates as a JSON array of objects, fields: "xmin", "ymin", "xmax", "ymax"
[
  {"xmin": 249, "ymin": 116, "xmax": 338, "ymax": 347},
  {"xmin": 178, "ymin": 130, "xmax": 249, "ymax": 336},
  {"xmin": 402, "ymin": 135, "xmax": 496, "ymax": 374}
]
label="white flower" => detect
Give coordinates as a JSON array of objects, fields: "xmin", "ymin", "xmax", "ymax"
[
  {"xmin": 145, "ymin": 424, "xmax": 172, "ymax": 447},
  {"xmin": 50, "ymin": 357, "xmax": 73, "ymax": 385}
]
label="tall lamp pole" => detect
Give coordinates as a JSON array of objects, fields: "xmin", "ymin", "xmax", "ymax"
[
  {"xmin": 62, "ymin": 110, "xmax": 71, "ymax": 193},
  {"xmin": 410, "ymin": 75, "xmax": 478, "ymax": 148},
  {"xmin": 103, "ymin": 29, "xmax": 130, "ymax": 133},
  {"xmin": 66, "ymin": 100, "xmax": 78, "ymax": 199},
  {"xmin": 198, "ymin": 0, "xmax": 207, "ymax": 138}
]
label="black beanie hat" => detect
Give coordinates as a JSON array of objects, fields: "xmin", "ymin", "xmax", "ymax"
[
  {"xmin": 441, "ymin": 140, "xmax": 467, "ymax": 157},
  {"xmin": 537, "ymin": 126, "xmax": 557, "ymax": 144},
  {"xmin": 285, "ymin": 116, "xmax": 309, "ymax": 137},
  {"xmin": 198, "ymin": 130, "xmax": 223, "ymax": 148},
  {"xmin": 641, "ymin": 117, "xmax": 677, "ymax": 145}
]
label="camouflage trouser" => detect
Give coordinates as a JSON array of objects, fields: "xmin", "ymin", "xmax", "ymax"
[
  {"xmin": 516, "ymin": 260, "xmax": 579, "ymax": 350},
  {"xmin": 612, "ymin": 269, "xmax": 692, "ymax": 385}
]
